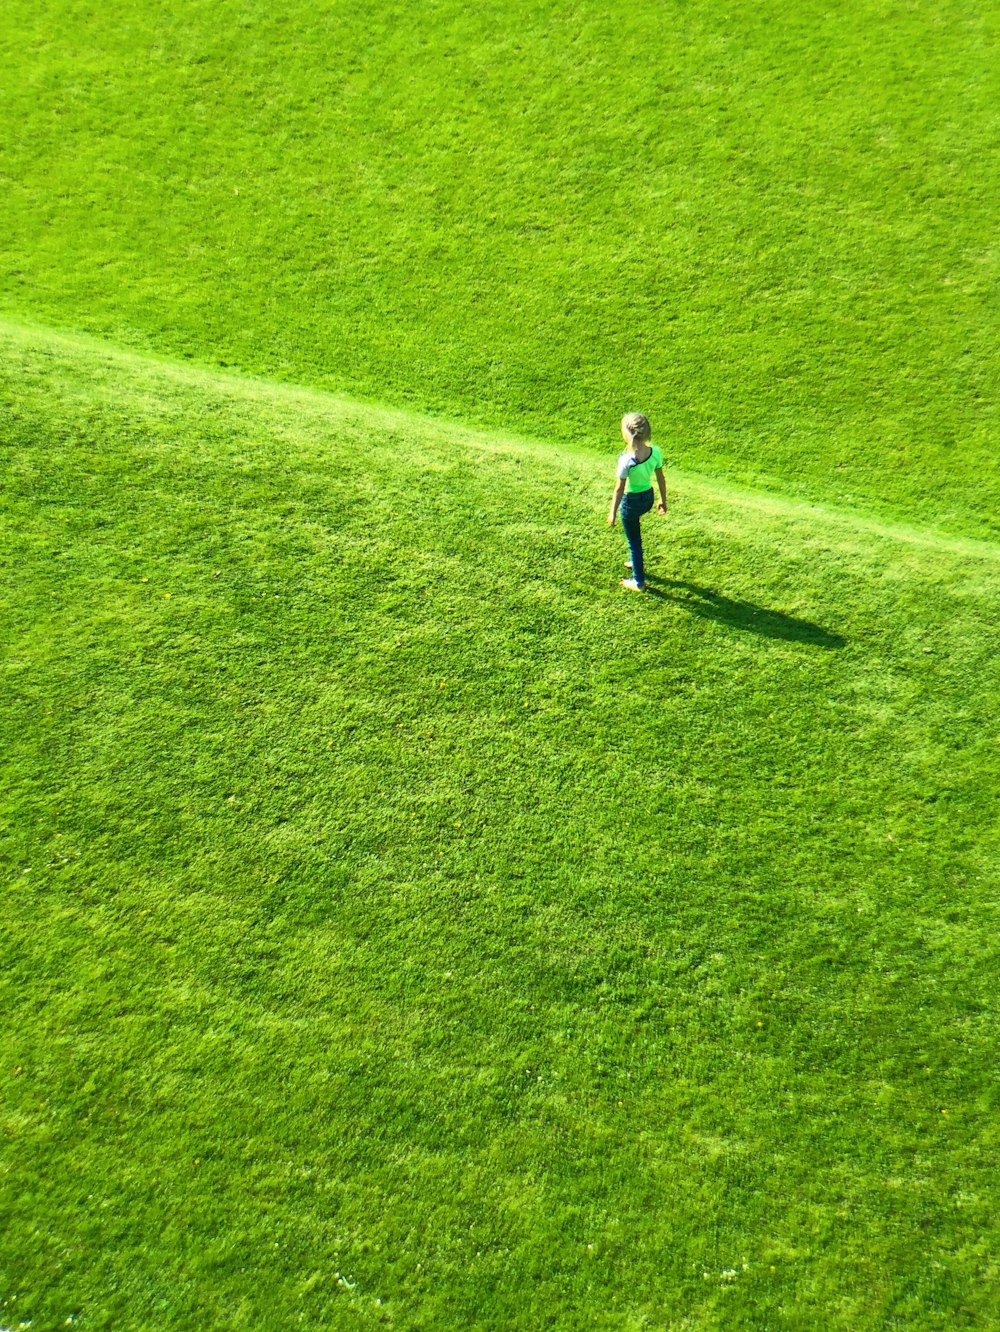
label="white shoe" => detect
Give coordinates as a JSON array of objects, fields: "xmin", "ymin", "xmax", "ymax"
[{"xmin": 621, "ymin": 577, "xmax": 646, "ymax": 592}]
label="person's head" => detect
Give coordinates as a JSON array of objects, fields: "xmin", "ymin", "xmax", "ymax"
[{"xmin": 621, "ymin": 412, "xmax": 651, "ymax": 451}]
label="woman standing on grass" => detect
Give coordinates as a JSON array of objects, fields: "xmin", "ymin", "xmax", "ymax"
[{"xmin": 608, "ymin": 412, "xmax": 666, "ymax": 591}]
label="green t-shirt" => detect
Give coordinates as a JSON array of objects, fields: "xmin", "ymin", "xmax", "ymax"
[{"xmin": 617, "ymin": 444, "xmax": 663, "ymax": 493}]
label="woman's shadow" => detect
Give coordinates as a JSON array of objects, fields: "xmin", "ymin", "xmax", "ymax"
[{"xmin": 645, "ymin": 578, "xmax": 846, "ymax": 648}]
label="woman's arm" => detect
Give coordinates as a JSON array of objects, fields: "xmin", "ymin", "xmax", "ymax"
[
  {"xmin": 654, "ymin": 467, "xmax": 667, "ymax": 514},
  {"xmin": 608, "ymin": 477, "xmax": 626, "ymax": 525}
]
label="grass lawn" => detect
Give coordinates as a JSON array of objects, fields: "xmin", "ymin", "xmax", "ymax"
[
  {"xmin": 1, "ymin": 0, "xmax": 999, "ymax": 534},
  {"xmin": 2, "ymin": 318, "xmax": 999, "ymax": 1329},
  {"xmin": 3, "ymin": 0, "xmax": 1000, "ymax": 1326}
]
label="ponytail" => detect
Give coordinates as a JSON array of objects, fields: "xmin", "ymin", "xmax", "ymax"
[{"xmin": 621, "ymin": 412, "xmax": 652, "ymax": 450}]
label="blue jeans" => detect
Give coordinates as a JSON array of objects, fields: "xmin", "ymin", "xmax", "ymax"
[{"xmin": 620, "ymin": 488, "xmax": 655, "ymax": 586}]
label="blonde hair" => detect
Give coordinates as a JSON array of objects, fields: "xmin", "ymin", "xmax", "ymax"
[{"xmin": 621, "ymin": 412, "xmax": 651, "ymax": 447}]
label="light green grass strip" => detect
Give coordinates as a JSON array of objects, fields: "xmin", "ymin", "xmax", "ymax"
[{"xmin": 3, "ymin": 312, "xmax": 998, "ymax": 567}]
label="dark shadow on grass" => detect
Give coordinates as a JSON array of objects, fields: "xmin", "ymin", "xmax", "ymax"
[{"xmin": 643, "ymin": 578, "xmax": 846, "ymax": 648}]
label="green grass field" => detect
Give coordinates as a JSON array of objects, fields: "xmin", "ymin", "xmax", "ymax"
[{"xmin": 3, "ymin": 2, "xmax": 1000, "ymax": 1328}]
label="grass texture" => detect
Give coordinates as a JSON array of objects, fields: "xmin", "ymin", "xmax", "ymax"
[
  {"xmin": 2, "ymin": 0, "xmax": 999, "ymax": 533},
  {"xmin": 3, "ymin": 319, "xmax": 1000, "ymax": 1329}
]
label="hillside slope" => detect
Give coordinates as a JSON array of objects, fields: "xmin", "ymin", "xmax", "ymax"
[
  {"xmin": 2, "ymin": 0, "xmax": 998, "ymax": 534},
  {"xmin": 2, "ymin": 318, "xmax": 1000, "ymax": 1329}
]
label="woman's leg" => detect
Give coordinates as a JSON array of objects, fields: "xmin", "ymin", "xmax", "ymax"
[{"xmin": 620, "ymin": 494, "xmax": 646, "ymax": 587}]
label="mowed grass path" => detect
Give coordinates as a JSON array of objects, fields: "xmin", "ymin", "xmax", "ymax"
[
  {"xmin": 3, "ymin": 0, "xmax": 999, "ymax": 534},
  {"xmin": 3, "ymin": 319, "xmax": 1000, "ymax": 1329}
]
